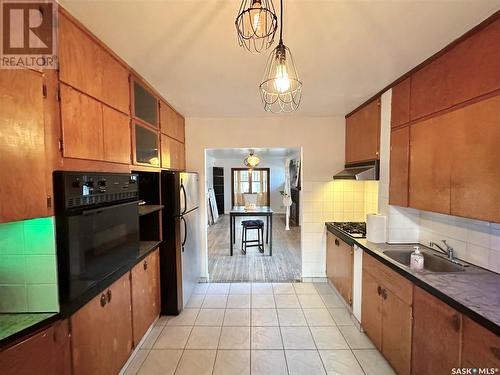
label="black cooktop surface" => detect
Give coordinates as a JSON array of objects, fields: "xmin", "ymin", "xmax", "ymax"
[{"xmin": 329, "ymin": 222, "xmax": 366, "ymax": 238}]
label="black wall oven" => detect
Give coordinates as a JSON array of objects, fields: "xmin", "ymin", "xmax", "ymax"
[{"xmin": 54, "ymin": 171, "xmax": 140, "ymax": 315}]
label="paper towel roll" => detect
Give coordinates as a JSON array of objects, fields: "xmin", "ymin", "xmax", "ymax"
[{"xmin": 366, "ymin": 214, "xmax": 387, "ymax": 243}]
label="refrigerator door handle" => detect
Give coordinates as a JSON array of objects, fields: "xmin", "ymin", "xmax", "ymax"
[
  {"xmin": 180, "ymin": 183, "xmax": 187, "ymax": 215},
  {"xmin": 181, "ymin": 215, "xmax": 187, "ymax": 252}
]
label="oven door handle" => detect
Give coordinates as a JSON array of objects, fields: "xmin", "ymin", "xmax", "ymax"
[{"xmin": 81, "ymin": 200, "xmax": 140, "ymax": 216}]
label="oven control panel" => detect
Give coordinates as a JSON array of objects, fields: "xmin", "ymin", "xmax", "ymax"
[{"xmin": 54, "ymin": 171, "xmax": 139, "ymax": 211}]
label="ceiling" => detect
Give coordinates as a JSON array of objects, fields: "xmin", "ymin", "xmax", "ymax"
[
  {"xmin": 59, "ymin": 0, "xmax": 500, "ymax": 117},
  {"xmin": 206, "ymin": 147, "xmax": 300, "ymax": 159}
]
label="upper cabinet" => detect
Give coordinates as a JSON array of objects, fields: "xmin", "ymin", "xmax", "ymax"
[
  {"xmin": 59, "ymin": 13, "xmax": 130, "ymax": 114},
  {"xmin": 133, "ymin": 79, "xmax": 159, "ymax": 128},
  {"xmin": 134, "ymin": 123, "xmax": 160, "ymax": 167},
  {"xmin": 389, "ymin": 126, "xmax": 409, "ymax": 207},
  {"xmin": 0, "ymin": 69, "xmax": 48, "ymax": 223},
  {"xmin": 410, "ymin": 19, "xmax": 500, "ymax": 121},
  {"xmin": 160, "ymin": 101, "xmax": 185, "ymax": 142},
  {"xmin": 391, "ymin": 77, "xmax": 411, "ymax": 128},
  {"xmin": 345, "ymin": 98, "xmax": 380, "ymax": 163}
]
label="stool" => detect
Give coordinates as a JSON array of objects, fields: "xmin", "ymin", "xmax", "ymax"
[{"xmin": 241, "ymin": 220, "xmax": 264, "ymax": 254}]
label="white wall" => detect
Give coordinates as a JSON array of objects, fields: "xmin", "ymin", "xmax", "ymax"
[
  {"xmin": 185, "ymin": 117, "xmax": 345, "ymax": 279},
  {"xmin": 206, "ymin": 157, "xmax": 287, "ymax": 214},
  {"xmin": 379, "ymin": 89, "xmax": 500, "ymax": 273}
]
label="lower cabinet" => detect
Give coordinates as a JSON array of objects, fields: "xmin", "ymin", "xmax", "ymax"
[
  {"xmin": 0, "ymin": 320, "xmax": 71, "ymax": 375},
  {"xmin": 411, "ymin": 286, "xmax": 461, "ymax": 375},
  {"xmin": 326, "ymin": 232, "xmax": 353, "ymax": 305},
  {"xmin": 462, "ymin": 316, "xmax": 500, "ymax": 368},
  {"xmin": 361, "ymin": 253, "xmax": 413, "ymax": 375},
  {"xmin": 71, "ymin": 272, "xmax": 133, "ymax": 375},
  {"xmin": 131, "ymin": 249, "xmax": 161, "ymax": 345}
]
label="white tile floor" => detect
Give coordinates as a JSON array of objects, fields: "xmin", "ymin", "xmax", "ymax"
[{"xmin": 121, "ymin": 282, "xmax": 396, "ymax": 375}]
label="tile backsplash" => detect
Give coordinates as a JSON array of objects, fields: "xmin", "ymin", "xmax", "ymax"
[{"xmin": 0, "ymin": 217, "xmax": 59, "ymax": 312}]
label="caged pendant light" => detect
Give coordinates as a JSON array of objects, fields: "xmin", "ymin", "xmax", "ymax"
[
  {"xmin": 259, "ymin": 0, "xmax": 302, "ymax": 113},
  {"xmin": 235, "ymin": 0, "xmax": 278, "ymax": 52}
]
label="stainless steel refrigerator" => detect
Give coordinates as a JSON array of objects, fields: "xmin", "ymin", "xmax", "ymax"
[{"xmin": 160, "ymin": 171, "xmax": 200, "ymax": 315}]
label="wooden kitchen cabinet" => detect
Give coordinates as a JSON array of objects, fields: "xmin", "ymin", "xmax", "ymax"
[
  {"xmin": 0, "ymin": 69, "xmax": 48, "ymax": 223},
  {"xmin": 409, "ymin": 115, "xmax": 453, "ymax": 214},
  {"xmin": 345, "ymin": 98, "xmax": 380, "ymax": 163},
  {"xmin": 462, "ymin": 316, "xmax": 500, "ymax": 368},
  {"xmin": 71, "ymin": 273, "xmax": 133, "ymax": 375},
  {"xmin": 131, "ymin": 249, "xmax": 160, "ymax": 346},
  {"xmin": 103, "ymin": 105, "xmax": 131, "ymax": 164},
  {"xmin": 361, "ymin": 253, "xmax": 413, "ymax": 375},
  {"xmin": 160, "ymin": 101, "xmax": 185, "ymax": 143},
  {"xmin": 410, "ymin": 18, "xmax": 500, "ymax": 121},
  {"xmin": 389, "ymin": 126, "xmax": 410, "ymax": 207},
  {"xmin": 326, "ymin": 232, "xmax": 353, "ymax": 305},
  {"xmin": 60, "ymin": 84, "xmax": 104, "ymax": 161},
  {"xmin": 391, "ymin": 77, "xmax": 411, "ymax": 128},
  {"xmin": 161, "ymin": 134, "xmax": 185, "ymax": 170},
  {"xmin": 59, "ymin": 13, "xmax": 129, "ymax": 114},
  {"xmin": 0, "ymin": 320, "xmax": 71, "ymax": 375},
  {"xmin": 449, "ymin": 94, "xmax": 500, "ymax": 223},
  {"xmin": 412, "ymin": 286, "xmax": 461, "ymax": 375}
]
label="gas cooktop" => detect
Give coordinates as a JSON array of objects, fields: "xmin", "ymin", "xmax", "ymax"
[{"xmin": 328, "ymin": 222, "xmax": 366, "ymax": 238}]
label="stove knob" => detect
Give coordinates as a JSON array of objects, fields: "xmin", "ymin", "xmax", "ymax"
[
  {"xmin": 98, "ymin": 179, "xmax": 107, "ymax": 187},
  {"xmin": 72, "ymin": 178, "xmax": 81, "ymax": 188}
]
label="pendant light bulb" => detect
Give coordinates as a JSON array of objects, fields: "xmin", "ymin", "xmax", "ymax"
[
  {"xmin": 250, "ymin": 1, "xmax": 263, "ymax": 35},
  {"xmin": 274, "ymin": 57, "xmax": 290, "ymax": 93}
]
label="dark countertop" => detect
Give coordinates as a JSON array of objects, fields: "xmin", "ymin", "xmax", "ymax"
[
  {"xmin": 0, "ymin": 313, "xmax": 59, "ymax": 349},
  {"xmin": 326, "ymin": 224, "xmax": 500, "ymax": 335}
]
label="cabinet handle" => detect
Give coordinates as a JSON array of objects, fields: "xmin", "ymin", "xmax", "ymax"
[
  {"xmin": 144, "ymin": 260, "xmax": 148, "ymax": 271},
  {"xmin": 491, "ymin": 347, "xmax": 500, "ymax": 360},
  {"xmin": 377, "ymin": 286, "xmax": 382, "ymax": 296},
  {"xmin": 107, "ymin": 289, "xmax": 112, "ymax": 303},
  {"xmin": 382, "ymin": 289, "xmax": 387, "ymax": 300},
  {"xmin": 335, "ymin": 239, "xmax": 340, "ymax": 246},
  {"xmin": 100, "ymin": 293, "xmax": 107, "ymax": 307},
  {"xmin": 451, "ymin": 313, "xmax": 460, "ymax": 332}
]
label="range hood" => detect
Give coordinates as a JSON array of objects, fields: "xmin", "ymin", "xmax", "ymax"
[{"xmin": 333, "ymin": 160, "xmax": 379, "ymax": 181}]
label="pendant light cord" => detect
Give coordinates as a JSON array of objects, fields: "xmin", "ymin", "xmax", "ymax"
[{"xmin": 279, "ymin": 0, "xmax": 283, "ymax": 43}]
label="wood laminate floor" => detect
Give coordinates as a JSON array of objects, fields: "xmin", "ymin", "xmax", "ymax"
[{"xmin": 207, "ymin": 214, "xmax": 301, "ymax": 282}]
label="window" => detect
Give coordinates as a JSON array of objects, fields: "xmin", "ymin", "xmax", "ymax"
[{"xmin": 232, "ymin": 168, "xmax": 270, "ymax": 207}]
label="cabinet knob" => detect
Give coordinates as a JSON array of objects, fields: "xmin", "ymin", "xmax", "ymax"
[
  {"xmin": 451, "ymin": 313, "xmax": 460, "ymax": 332},
  {"xmin": 107, "ymin": 289, "xmax": 112, "ymax": 303},
  {"xmin": 335, "ymin": 239, "xmax": 340, "ymax": 246},
  {"xmin": 100, "ymin": 293, "xmax": 107, "ymax": 307},
  {"xmin": 144, "ymin": 260, "xmax": 148, "ymax": 271},
  {"xmin": 382, "ymin": 289, "xmax": 387, "ymax": 300},
  {"xmin": 377, "ymin": 286, "xmax": 382, "ymax": 296}
]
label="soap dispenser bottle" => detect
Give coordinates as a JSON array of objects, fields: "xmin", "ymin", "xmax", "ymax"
[{"xmin": 410, "ymin": 246, "xmax": 424, "ymax": 271}]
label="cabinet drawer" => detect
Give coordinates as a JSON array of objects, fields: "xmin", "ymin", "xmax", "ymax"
[{"xmin": 362, "ymin": 252, "xmax": 413, "ymax": 305}]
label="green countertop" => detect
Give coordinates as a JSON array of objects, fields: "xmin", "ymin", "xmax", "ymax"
[{"xmin": 0, "ymin": 313, "xmax": 58, "ymax": 342}]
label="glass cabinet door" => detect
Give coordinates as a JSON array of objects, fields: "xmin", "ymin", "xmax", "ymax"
[
  {"xmin": 133, "ymin": 80, "xmax": 158, "ymax": 127},
  {"xmin": 135, "ymin": 123, "xmax": 159, "ymax": 166}
]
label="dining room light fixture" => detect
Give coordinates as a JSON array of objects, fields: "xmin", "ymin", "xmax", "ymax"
[
  {"xmin": 244, "ymin": 151, "xmax": 260, "ymax": 168},
  {"xmin": 259, "ymin": 0, "xmax": 302, "ymax": 113},
  {"xmin": 235, "ymin": 0, "xmax": 278, "ymax": 53}
]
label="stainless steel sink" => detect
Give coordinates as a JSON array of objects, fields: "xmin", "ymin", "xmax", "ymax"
[{"xmin": 383, "ymin": 249, "xmax": 468, "ymax": 273}]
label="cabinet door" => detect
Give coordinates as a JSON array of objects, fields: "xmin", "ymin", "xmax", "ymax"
[
  {"xmin": 59, "ymin": 14, "xmax": 103, "ymax": 101},
  {"xmin": 450, "ymin": 95, "xmax": 500, "ymax": 222},
  {"xmin": 327, "ymin": 234, "xmax": 353, "ymax": 305},
  {"xmin": 60, "ymin": 84, "xmax": 104, "ymax": 161},
  {"xmin": 345, "ymin": 98, "xmax": 380, "ymax": 163},
  {"xmin": 103, "ymin": 105, "xmax": 131, "ymax": 164},
  {"xmin": 389, "ymin": 126, "xmax": 409, "ymax": 207},
  {"xmin": 161, "ymin": 134, "xmax": 185, "ymax": 170},
  {"xmin": 391, "ymin": 77, "xmax": 411, "ymax": 128},
  {"xmin": 382, "ymin": 289, "xmax": 412, "ymax": 375},
  {"xmin": 462, "ymin": 316, "xmax": 500, "ymax": 368},
  {"xmin": 0, "ymin": 69, "xmax": 47, "ymax": 223},
  {"xmin": 132, "ymin": 249, "xmax": 160, "ymax": 345},
  {"xmin": 361, "ymin": 270, "xmax": 382, "ymax": 350},
  {"xmin": 326, "ymin": 232, "xmax": 335, "ymax": 281},
  {"xmin": 412, "ymin": 287, "xmax": 461, "ymax": 375},
  {"xmin": 101, "ymin": 51, "xmax": 130, "ymax": 114},
  {"xmin": 0, "ymin": 327, "xmax": 55, "ymax": 375},
  {"xmin": 71, "ymin": 273, "xmax": 132, "ymax": 375},
  {"xmin": 409, "ymin": 116, "xmax": 453, "ymax": 214},
  {"xmin": 410, "ymin": 18, "xmax": 500, "ymax": 120},
  {"xmin": 160, "ymin": 101, "xmax": 185, "ymax": 142}
]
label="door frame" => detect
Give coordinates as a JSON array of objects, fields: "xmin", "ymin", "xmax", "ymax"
[{"xmin": 230, "ymin": 167, "xmax": 271, "ymax": 207}]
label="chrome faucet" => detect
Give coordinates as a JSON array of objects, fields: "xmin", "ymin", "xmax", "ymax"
[{"xmin": 429, "ymin": 240, "xmax": 454, "ymax": 261}]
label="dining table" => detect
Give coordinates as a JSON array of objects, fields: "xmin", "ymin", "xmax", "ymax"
[{"xmin": 229, "ymin": 206, "xmax": 273, "ymax": 256}]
